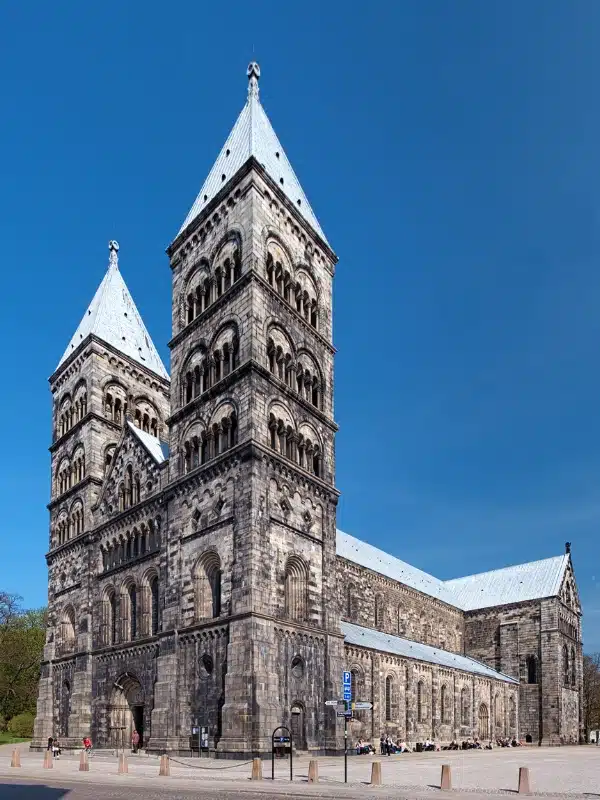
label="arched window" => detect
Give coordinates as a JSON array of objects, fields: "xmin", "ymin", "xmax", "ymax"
[
  {"xmin": 461, "ymin": 687, "xmax": 469, "ymax": 726},
  {"xmin": 509, "ymin": 696, "xmax": 516, "ymax": 731},
  {"xmin": 124, "ymin": 465, "xmax": 133, "ymax": 509},
  {"xmin": 374, "ymin": 595, "xmax": 384, "ymax": 629},
  {"xmin": 60, "ymin": 607, "xmax": 76, "ymax": 650},
  {"xmin": 441, "ymin": 684, "xmax": 449, "ymax": 724},
  {"xmin": 102, "ymin": 589, "xmax": 117, "ymax": 645},
  {"xmin": 417, "ymin": 680, "xmax": 425, "ymax": 723},
  {"xmin": 284, "ymin": 556, "xmax": 308, "ymax": 622},
  {"xmin": 526, "ymin": 655, "xmax": 537, "ymax": 684},
  {"xmin": 129, "ymin": 584, "xmax": 137, "ymax": 640},
  {"xmin": 494, "ymin": 693, "xmax": 501, "ymax": 730},
  {"xmin": 385, "ymin": 676, "xmax": 393, "ymax": 722},
  {"xmin": 563, "ymin": 645, "xmax": 569, "ymax": 687},
  {"xmin": 478, "ymin": 703, "xmax": 489, "ymax": 740},
  {"xmin": 350, "ymin": 669, "xmax": 359, "ymax": 704},
  {"xmin": 396, "ymin": 605, "xmax": 405, "ymax": 635},
  {"xmin": 150, "ymin": 576, "xmax": 159, "ymax": 636},
  {"xmin": 571, "ymin": 646, "xmax": 576, "ymax": 687},
  {"xmin": 104, "ymin": 445, "xmax": 116, "ymax": 476},
  {"xmin": 194, "ymin": 552, "xmax": 222, "ymax": 619}
]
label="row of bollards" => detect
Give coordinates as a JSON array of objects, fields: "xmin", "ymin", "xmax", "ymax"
[
  {"xmin": 7, "ymin": 748, "xmax": 532, "ymax": 793},
  {"xmin": 8, "ymin": 748, "xmax": 172, "ymax": 778},
  {"xmin": 256, "ymin": 758, "xmax": 532, "ymax": 793}
]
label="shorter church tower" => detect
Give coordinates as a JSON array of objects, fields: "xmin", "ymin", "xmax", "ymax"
[{"xmin": 33, "ymin": 242, "xmax": 169, "ymax": 747}]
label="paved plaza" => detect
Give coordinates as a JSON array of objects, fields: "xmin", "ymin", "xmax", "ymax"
[{"xmin": 1, "ymin": 742, "xmax": 599, "ymax": 798}]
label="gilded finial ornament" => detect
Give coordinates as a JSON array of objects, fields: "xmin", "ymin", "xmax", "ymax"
[{"xmin": 247, "ymin": 61, "xmax": 260, "ymax": 100}]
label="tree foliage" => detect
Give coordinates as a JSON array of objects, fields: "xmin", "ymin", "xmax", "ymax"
[
  {"xmin": 583, "ymin": 653, "xmax": 600, "ymax": 738},
  {"xmin": 0, "ymin": 592, "xmax": 46, "ymax": 723},
  {"xmin": 7, "ymin": 712, "xmax": 35, "ymax": 738}
]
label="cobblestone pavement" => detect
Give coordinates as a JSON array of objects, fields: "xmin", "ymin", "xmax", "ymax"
[{"xmin": 1, "ymin": 743, "xmax": 599, "ymax": 798}]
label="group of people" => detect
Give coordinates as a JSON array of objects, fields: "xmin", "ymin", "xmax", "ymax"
[
  {"xmin": 379, "ymin": 734, "xmax": 413, "ymax": 754},
  {"xmin": 443, "ymin": 736, "xmax": 521, "ymax": 750},
  {"xmin": 45, "ymin": 729, "xmax": 142, "ymax": 757},
  {"xmin": 46, "ymin": 737, "xmax": 62, "ymax": 759},
  {"xmin": 496, "ymin": 736, "xmax": 521, "ymax": 748},
  {"xmin": 355, "ymin": 738, "xmax": 376, "ymax": 754}
]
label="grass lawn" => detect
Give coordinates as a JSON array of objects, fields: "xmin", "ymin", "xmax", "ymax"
[{"xmin": 0, "ymin": 732, "xmax": 30, "ymax": 745}]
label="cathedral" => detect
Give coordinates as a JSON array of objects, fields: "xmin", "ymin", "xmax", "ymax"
[{"xmin": 33, "ymin": 64, "xmax": 583, "ymax": 755}]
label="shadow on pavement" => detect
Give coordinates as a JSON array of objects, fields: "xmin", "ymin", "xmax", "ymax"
[{"xmin": 0, "ymin": 782, "xmax": 70, "ymax": 798}]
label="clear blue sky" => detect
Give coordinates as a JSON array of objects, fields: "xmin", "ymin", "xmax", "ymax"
[{"xmin": 1, "ymin": 1, "xmax": 599, "ymax": 650}]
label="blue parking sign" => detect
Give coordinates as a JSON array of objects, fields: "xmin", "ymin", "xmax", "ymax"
[{"xmin": 343, "ymin": 671, "xmax": 351, "ymax": 700}]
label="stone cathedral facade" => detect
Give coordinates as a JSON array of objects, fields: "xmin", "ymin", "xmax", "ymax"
[{"xmin": 33, "ymin": 64, "xmax": 583, "ymax": 755}]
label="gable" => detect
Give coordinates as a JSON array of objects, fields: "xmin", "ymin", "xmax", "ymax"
[{"xmin": 96, "ymin": 423, "xmax": 165, "ymax": 519}]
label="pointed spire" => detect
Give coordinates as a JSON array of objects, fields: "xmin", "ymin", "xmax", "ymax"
[
  {"xmin": 177, "ymin": 63, "xmax": 328, "ymax": 245},
  {"xmin": 55, "ymin": 241, "xmax": 170, "ymax": 381}
]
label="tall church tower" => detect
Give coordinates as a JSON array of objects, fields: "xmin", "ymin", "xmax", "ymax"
[{"xmin": 161, "ymin": 63, "xmax": 343, "ymax": 754}]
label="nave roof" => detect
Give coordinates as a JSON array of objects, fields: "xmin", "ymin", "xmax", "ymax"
[
  {"xmin": 341, "ymin": 621, "xmax": 519, "ymax": 683},
  {"xmin": 336, "ymin": 530, "xmax": 570, "ymax": 612}
]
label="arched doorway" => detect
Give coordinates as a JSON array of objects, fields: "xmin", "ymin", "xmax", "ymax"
[
  {"xmin": 60, "ymin": 680, "xmax": 71, "ymax": 737},
  {"xmin": 478, "ymin": 703, "xmax": 489, "ymax": 740},
  {"xmin": 290, "ymin": 703, "xmax": 306, "ymax": 750},
  {"xmin": 108, "ymin": 674, "xmax": 145, "ymax": 750}
]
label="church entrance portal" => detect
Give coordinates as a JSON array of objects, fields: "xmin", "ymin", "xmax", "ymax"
[
  {"xmin": 290, "ymin": 703, "xmax": 306, "ymax": 750},
  {"xmin": 108, "ymin": 674, "xmax": 145, "ymax": 750}
]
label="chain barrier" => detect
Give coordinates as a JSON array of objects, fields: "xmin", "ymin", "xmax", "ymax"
[{"xmin": 168, "ymin": 756, "xmax": 255, "ymax": 770}]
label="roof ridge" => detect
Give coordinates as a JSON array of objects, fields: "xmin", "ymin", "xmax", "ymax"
[{"xmin": 444, "ymin": 553, "xmax": 568, "ymax": 584}]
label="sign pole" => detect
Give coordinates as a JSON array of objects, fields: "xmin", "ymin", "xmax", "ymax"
[{"xmin": 344, "ymin": 713, "xmax": 348, "ymax": 784}]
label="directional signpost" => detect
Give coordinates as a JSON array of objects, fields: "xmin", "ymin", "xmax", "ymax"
[
  {"xmin": 342, "ymin": 672, "xmax": 352, "ymax": 783},
  {"xmin": 325, "ymin": 675, "xmax": 373, "ymax": 785}
]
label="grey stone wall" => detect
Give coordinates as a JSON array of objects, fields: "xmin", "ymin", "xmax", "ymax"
[
  {"xmin": 337, "ymin": 557, "xmax": 465, "ymax": 653},
  {"xmin": 344, "ymin": 644, "xmax": 519, "ymax": 746}
]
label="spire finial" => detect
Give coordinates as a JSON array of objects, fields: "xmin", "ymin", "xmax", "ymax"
[
  {"xmin": 108, "ymin": 240, "xmax": 119, "ymax": 269},
  {"xmin": 565, "ymin": 541, "xmax": 571, "ymax": 555},
  {"xmin": 247, "ymin": 61, "xmax": 260, "ymax": 100}
]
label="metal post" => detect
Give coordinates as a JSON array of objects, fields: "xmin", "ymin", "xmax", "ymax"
[
  {"xmin": 344, "ymin": 715, "xmax": 348, "ymax": 783},
  {"xmin": 290, "ymin": 728, "xmax": 293, "ymax": 782}
]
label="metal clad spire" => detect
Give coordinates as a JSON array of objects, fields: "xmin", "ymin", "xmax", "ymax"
[{"xmin": 177, "ymin": 63, "xmax": 329, "ymax": 244}]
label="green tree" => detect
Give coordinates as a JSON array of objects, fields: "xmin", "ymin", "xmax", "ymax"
[
  {"xmin": 0, "ymin": 592, "xmax": 46, "ymax": 722},
  {"xmin": 583, "ymin": 653, "xmax": 600, "ymax": 740},
  {"xmin": 7, "ymin": 712, "xmax": 35, "ymax": 738}
]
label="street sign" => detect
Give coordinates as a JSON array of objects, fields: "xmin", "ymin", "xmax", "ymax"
[
  {"xmin": 342, "ymin": 670, "xmax": 352, "ymax": 701},
  {"xmin": 353, "ymin": 701, "xmax": 373, "ymax": 710},
  {"xmin": 325, "ymin": 699, "xmax": 339, "ymax": 706},
  {"xmin": 337, "ymin": 711, "xmax": 352, "ymax": 718}
]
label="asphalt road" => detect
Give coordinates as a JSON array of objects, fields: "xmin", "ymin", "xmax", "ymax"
[{"xmin": 0, "ymin": 777, "xmax": 425, "ymax": 800}]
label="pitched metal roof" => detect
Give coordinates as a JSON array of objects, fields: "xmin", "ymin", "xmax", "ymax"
[
  {"xmin": 56, "ymin": 241, "xmax": 169, "ymax": 381},
  {"xmin": 443, "ymin": 555, "xmax": 569, "ymax": 611},
  {"xmin": 336, "ymin": 530, "xmax": 458, "ymax": 606},
  {"xmin": 127, "ymin": 422, "xmax": 169, "ymax": 465},
  {"xmin": 341, "ymin": 621, "xmax": 518, "ymax": 683},
  {"xmin": 178, "ymin": 62, "xmax": 328, "ymax": 245},
  {"xmin": 336, "ymin": 530, "xmax": 568, "ymax": 612}
]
